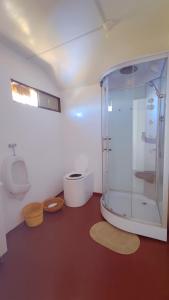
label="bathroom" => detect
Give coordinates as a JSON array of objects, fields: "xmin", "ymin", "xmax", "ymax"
[{"xmin": 0, "ymin": 1, "xmax": 169, "ymax": 300}]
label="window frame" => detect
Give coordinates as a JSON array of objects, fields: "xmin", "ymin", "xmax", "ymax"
[{"xmin": 11, "ymin": 79, "xmax": 61, "ymax": 113}]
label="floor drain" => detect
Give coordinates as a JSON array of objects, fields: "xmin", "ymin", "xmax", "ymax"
[{"xmin": 142, "ymin": 202, "xmax": 147, "ymax": 205}]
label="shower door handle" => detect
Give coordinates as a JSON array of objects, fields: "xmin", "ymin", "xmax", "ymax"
[
  {"xmin": 102, "ymin": 137, "xmax": 107, "ymax": 152},
  {"xmin": 108, "ymin": 137, "xmax": 112, "ymax": 151},
  {"xmin": 102, "ymin": 137, "xmax": 112, "ymax": 151}
]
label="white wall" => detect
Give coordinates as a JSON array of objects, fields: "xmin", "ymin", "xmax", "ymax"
[
  {"xmin": 62, "ymin": 84, "xmax": 102, "ymax": 193},
  {"xmin": 0, "ymin": 43, "xmax": 64, "ymax": 233}
]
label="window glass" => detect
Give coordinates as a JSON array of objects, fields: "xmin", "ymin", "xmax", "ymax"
[
  {"xmin": 11, "ymin": 80, "xmax": 61, "ymax": 112},
  {"xmin": 11, "ymin": 81, "xmax": 38, "ymax": 107}
]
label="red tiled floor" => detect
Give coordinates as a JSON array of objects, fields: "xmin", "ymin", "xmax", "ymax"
[{"xmin": 0, "ymin": 194, "xmax": 169, "ymax": 300}]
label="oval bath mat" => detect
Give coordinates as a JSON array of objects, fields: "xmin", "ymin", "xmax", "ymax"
[{"xmin": 89, "ymin": 221, "xmax": 140, "ymax": 255}]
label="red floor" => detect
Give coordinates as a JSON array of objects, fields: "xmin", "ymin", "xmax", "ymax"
[{"xmin": 0, "ymin": 194, "xmax": 169, "ymax": 300}]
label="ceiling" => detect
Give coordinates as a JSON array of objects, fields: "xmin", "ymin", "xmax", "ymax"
[{"xmin": 0, "ymin": 0, "xmax": 169, "ymax": 89}]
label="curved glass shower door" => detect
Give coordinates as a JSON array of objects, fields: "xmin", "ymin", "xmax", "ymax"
[
  {"xmin": 102, "ymin": 78, "xmax": 133, "ymax": 218},
  {"xmin": 101, "ymin": 56, "xmax": 169, "ymax": 240}
]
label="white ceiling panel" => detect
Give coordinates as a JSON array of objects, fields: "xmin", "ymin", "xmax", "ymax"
[
  {"xmin": 98, "ymin": 0, "xmax": 142, "ymax": 20},
  {"xmin": 0, "ymin": 0, "xmax": 101, "ymax": 54},
  {"xmin": 0, "ymin": 0, "xmax": 169, "ymax": 88}
]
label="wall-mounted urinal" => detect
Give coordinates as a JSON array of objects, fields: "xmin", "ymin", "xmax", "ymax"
[{"xmin": 2, "ymin": 155, "xmax": 31, "ymax": 195}]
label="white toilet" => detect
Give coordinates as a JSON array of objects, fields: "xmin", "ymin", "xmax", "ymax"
[
  {"xmin": 64, "ymin": 171, "xmax": 93, "ymax": 207},
  {"xmin": 2, "ymin": 155, "xmax": 31, "ymax": 195}
]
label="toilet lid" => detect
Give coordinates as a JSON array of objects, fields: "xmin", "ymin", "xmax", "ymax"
[
  {"xmin": 65, "ymin": 172, "xmax": 84, "ymax": 180},
  {"xmin": 74, "ymin": 154, "xmax": 88, "ymax": 173}
]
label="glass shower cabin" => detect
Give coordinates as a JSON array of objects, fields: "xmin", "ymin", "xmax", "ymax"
[{"xmin": 101, "ymin": 56, "xmax": 169, "ymax": 241}]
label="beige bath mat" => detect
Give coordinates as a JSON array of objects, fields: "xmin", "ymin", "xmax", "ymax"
[{"xmin": 89, "ymin": 221, "xmax": 140, "ymax": 255}]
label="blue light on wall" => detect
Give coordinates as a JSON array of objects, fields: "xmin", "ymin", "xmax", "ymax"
[{"xmin": 75, "ymin": 112, "xmax": 83, "ymax": 118}]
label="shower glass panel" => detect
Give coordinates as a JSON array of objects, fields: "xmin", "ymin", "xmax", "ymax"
[
  {"xmin": 156, "ymin": 61, "xmax": 167, "ymax": 219},
  {"xmin": 107, "ymin": 86, "xmax": 133, "ymax": 217},
  {"xmin": 102, "ymin": 57, "xmax": 168, "ymax": 227}
]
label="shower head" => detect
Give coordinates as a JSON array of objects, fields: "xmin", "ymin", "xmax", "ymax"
[{"xmin": 120, "ymin": 65, "xmax": 138, "ymax": 75}]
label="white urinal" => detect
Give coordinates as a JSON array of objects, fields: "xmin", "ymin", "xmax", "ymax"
[{"xmin": 2, "ymin": 156, "xmax": 31, "ymax": 195}]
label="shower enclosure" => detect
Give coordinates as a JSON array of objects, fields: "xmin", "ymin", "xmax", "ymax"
[{"xmin": 101, "ymin": 54, "xmax": 169, "ymax": 241}]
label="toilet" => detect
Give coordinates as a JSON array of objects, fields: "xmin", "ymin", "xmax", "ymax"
[
  {"xmin": 64, "ymin": 171, "xmax": 93, "ymax": 207},
  {"xmin": 2, "ymin": 155, "xmax": 31, "ymax": 195}
]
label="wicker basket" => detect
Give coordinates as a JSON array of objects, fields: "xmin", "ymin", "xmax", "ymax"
[
  {"xmin": 43, "ymin": 197, "xmax": 64, "ymax": 213},
  {"xmin": 22, "ymin": 202, "xmax": 44, "ymax": 227}
]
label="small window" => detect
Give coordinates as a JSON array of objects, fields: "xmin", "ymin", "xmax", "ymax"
[
  {"xmin": 38, "ymin": 91, "xmax": 60, "ymax": 112},
  {"xmin": 11, "ymin": 80, "xmax": 61, "ymax": 112}
]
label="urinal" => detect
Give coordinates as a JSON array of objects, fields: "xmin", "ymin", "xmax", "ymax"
[{"xmin": 2, "ymin": 156, "xmax": 31, "ymax": 195}]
